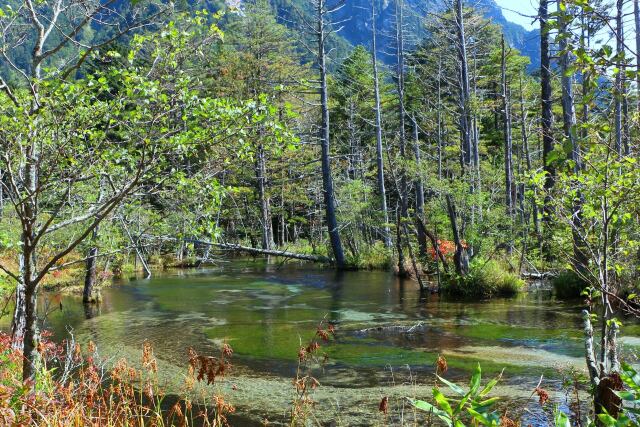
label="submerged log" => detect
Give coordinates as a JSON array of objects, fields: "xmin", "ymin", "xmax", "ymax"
[{"xmin": 354, "ymin": 322, "xmax": 427, "ymax": 337}]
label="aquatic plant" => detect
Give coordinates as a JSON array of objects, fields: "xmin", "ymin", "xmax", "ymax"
[{"xmin": 443, "ymin": 259, "xmax": 525, "ymax": 298}]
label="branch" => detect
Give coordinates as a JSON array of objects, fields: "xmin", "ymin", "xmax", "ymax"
[
  {"xmin": 36, "ymin": 0, "xmax": 119, "ymax": 65},
  {"xmin": 33, "ymin": 165, "xmax": 144, "ymax": 286},
  {"xmin": 0, "ymin": 262, "xmax": 19, "ymax": 282},
  {"xmin": 41, "ymin": 195, "xmax": 115, "ymax": 236},
  {"xmin": 49, "ymin": 243, "xmax": 156, "ymax": 271},
  {"xmin": 0, "ymin": 76, "xmax": 20, "ymax": 107}
]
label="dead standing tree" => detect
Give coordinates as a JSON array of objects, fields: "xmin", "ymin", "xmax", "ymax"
[
  {"xmin": 455, "ymin": 0, "xmax": 473, "ymax": 173},
  {"xmin": 539, "ymin": 0, "xmax": 556, "ymax": 261},
  {"xmin": 370, "ymin": 0, "xmax": 392, "ymax": 248},
  {"xmin": 295, "ymin": 0, "xmax": 347, "ymax": 268},
  {"xmin": 501, "ymin": 35, "xmax": 515, "ymax": 253}
]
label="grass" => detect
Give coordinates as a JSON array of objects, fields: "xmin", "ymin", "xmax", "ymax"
[
  {"xmin": 0, "ymin": 322, "xmax": 339, "ymax": 426},
  {"xmin": 345, "ymin": 241, "xmax": 393, "ymax": 270},
  {"xmin": 552, "ymin": 270, "xmax": 588, "ymax": 299},
  {"xmin": 443, "ymin": 259, "xmax": 525, "ymax": 298}
]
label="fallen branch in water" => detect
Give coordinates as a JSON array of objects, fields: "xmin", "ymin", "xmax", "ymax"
[
  {"xmin": 191, "ymin": 241, "xmax": 331, "ymax": 263},
  {"xmin": 521, "ymin": 271, "xmax": 557, "ymax": 280}
]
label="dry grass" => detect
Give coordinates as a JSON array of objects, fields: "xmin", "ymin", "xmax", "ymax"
[{"xmin": 0, "ymin": 333, "xmax": 235, "ymax": 426}]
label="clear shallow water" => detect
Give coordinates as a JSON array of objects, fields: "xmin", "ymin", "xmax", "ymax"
[{"xmin": 3, "ymin": 259, "xmax": 640, "ymax": 424}]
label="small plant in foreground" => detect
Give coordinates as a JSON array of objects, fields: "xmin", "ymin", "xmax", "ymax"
[
  {"xmin": 596, "ymin": 362, "xmax": 640, "ymax": 427},
  {"xmin": 0, "ymin": 331, "xmax": 235, "ymax": 426},
  {"xmin": 289, "ymin": 320, "xmax": 336, "ymax": 426},
  {"xmin": 409, "ymin": 362, "xmax": 503, "ymax": 426}
]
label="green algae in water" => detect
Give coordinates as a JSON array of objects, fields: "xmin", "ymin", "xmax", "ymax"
[{"xmin": 29, "ymin": 261, "xmax": 640, "ymax": 402}]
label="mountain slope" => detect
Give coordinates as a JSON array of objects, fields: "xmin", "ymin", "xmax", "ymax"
[{"xmin": 269, "ymin": 0, "xmax": 540, "ymax": 69}]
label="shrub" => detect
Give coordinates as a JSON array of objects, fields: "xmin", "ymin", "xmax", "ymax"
[
  {"xmin": 346, "ymin": 241, "xmax": 393, "ymax": 270},
  {"xmin": 552, "ymin": 270, "xmax": 588, "ymax": 299},
  {"xmin": 443, "ymin": 259, "xmax": 524, "ymax": 298}
]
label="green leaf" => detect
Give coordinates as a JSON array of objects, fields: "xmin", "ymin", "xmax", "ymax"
[
  {"xmin": 433, "ymin": 388, "xmax": 453, "ymax": 416},
  {"xmin": 467, "ymin": 408, "xmax": 493, "ymax": 426},
  {"xmin": 555, "ymin": 410, "xmax": 571, "ymax": 427},
  {"xmin": 469, "ymin": 363, "xmax": 481, "ymax": 396},
  {"xmin": 478, "ymin": 372, "xmax": 502, "ymax": 397},
  {"xmin": 473, "ymin": 397, "xmax": 500, "ymax": 413},
  {"xmin": 408, "ymin": 398, "xmax": 449, "ymax": 418},
  {"xmin": 437, "ymin": 375, "xmax": 465, "ymax": 395}
]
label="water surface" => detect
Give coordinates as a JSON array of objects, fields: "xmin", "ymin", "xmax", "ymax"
[{"xmin": 5, "ymin": 259, "xmax": 639, "ymax": 424}]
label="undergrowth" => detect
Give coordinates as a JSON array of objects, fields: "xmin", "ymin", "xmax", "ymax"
[{"xmin": 552, "ymin": 270, "xmax": 588, "ymax": 299}]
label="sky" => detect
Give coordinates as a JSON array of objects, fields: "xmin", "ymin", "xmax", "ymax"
[
  {"xmin": 493, "ymin": 0, "xmax": 627, "ymax": 48},
  {"xmin": 494, "ymin": 0, "xmax": 539, "ymax": 31}
]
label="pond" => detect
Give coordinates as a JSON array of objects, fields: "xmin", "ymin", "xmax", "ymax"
[{"xmin": 5, "ymin": 259, "xmax": 640, "ymax": 425}]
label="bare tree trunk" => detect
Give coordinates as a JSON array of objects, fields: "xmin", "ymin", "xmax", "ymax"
[
  {"xmin": 394, "ymin": 0, "xmax": 409, "ymax": 277},
  {"xmin": 582, "ymin": 310, "xmax": 600, "ymax": 387},
  {"xmin": 540, "ymin": 0, "xmax": 555, "ymax": 260},
  {"xmin": 20, "ymin": 140, "xmax": 39, "ymax": 381},
  {"xmin": 371, "ymin": 1, "xmax": 392, "ymax": 248},
  {"xmin": 395, "ymin": 0, "xmax": 408, "ymax": 217},
  {"xmin": 11, "ymin": 255, "xmax": 26, "ymax": 349},
  {"xmin": 580, "ymin": 11, "xmax": 590, "ymax": 140},
  {"xmin": 471, "ymin": 49, "xmax": 481, "ymax": 222},
  {"xmin": 437, "ymin": 59, "xmax": 444, "ymax": 180},
  {"xmin": 317, "ymin": 0, "xmax": 345, "ymax": 269},
  {"xmin": 623, "ymin": 79, "xmax": 630, "ymax": 155},
  {"xmin": 614, "ymin": 0, "xmax": 624, "ymax": 159},
  {"xmin": 412, "ymin": 116, "xmax": 426, "ymax": 256},
  {"xmin": 402, "ymin": 222, "xmax": 426, "ymax": 290},
  {"xmin": 455, "ymin": 0, "xmax": 472, "ymax": 171},
  {"xmin": 501, "ymin": 35, "xmax": 515, "ymax": 253},
  {"xmin": 559, "ymin": 0, "xmax": 589, "ymax": 278},
  {"xmin": 23, "ymin": 274, "xmax": 38, "ymax": 381},
  {"xmin": 519, "ymin": 76, "xmax": 540, "ymax": 241},
  {"xmin": 0, "ymin": 169, "xmax": 3, "ymax": 217},
  {"xmin": 395, "ymin": 211, "xmax": 408, "ymax": 278},
  {"xmin": 446, "ymin": 195, "xmax": 469, "ymax": 276},
  {"xmin": 83, "ymin": 226, "xmax": 100, "ymax": 303},
  {"xmin": 204, "ymin": 242, "xmax": 330, "ymax": 262},
  {"xmin": 256, "ymin": 143, "xmax": 274, "ymax": 250},
  {"xmin": 635, "ymin": 0, "xmax": 640, "ymax": 116}
]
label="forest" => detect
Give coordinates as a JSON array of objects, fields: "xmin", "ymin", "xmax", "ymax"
[{"xmin": 0, "ymin": 0, "xmax": 640, "ymax": 425}]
